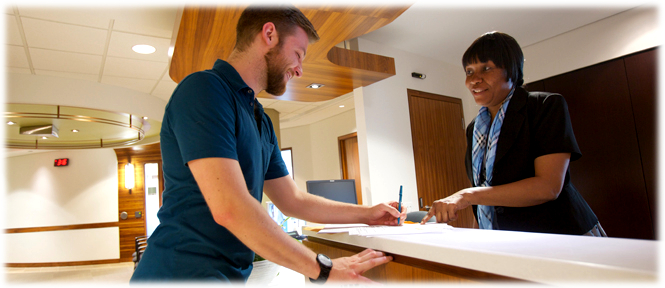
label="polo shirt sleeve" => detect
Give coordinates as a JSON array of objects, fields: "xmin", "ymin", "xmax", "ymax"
[
  {"xmin": 168, "ymin": 71, "xmax": 238, "ymax": 165},
  {"xmin": 264, "ymin": 115, "xmax": 289, "ymax": 180},
  {"xmin": 531, "ymin": 93, "xmax": 582, "ymax": 161}
]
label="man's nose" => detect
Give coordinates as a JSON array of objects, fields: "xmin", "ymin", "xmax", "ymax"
[{"xmin": 293, "ymin": 65, "xmax": 303, "ymax": 78}]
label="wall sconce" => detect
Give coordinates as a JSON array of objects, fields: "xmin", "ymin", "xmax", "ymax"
[{"xmin": 125, "ymin": 163, "xmax": 135, "ymax": 191}]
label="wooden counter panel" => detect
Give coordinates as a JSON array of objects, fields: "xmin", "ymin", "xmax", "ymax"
[{"xmin": 303, "ymin": 237, "xmax": 525, "ymax": 284}]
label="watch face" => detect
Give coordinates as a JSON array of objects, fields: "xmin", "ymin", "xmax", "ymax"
[{"xmin": 317, "ymin": 254, "xmax": 332, "ymax": 267}]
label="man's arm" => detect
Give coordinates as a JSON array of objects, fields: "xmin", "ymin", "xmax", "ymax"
[
  {"xmin": 263, "ymin": 175, "xmax": 405, "ymax": 225},
  {"xmin": 189, "ymin": 157, "xmax": 392, "ymax": 282}
]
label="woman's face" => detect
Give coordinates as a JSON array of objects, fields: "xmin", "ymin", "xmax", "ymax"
[{"xmin": 465, "ymin": 60, "xmax": 514, "ymax": 114}]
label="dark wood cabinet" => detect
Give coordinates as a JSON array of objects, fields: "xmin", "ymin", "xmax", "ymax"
[{"xmin": 525, "ymin": 48, "xmax": 657, "ymax": 240}]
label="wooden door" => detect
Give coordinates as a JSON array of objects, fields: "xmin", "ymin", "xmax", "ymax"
[
  {"xmin": 407, "ymin": 89, "xmax": 474, "ymax": 228},
  {"xmin": 338, "ymin": 132, "xmax": 362, "ymax": 205}
]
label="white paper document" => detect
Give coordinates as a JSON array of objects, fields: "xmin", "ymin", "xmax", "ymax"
[
  {"xmin": 317, "ymin": 223, "xmax": 452, "ymax": 236},
  {"xmin": 317, "ymin": 223, "xmax": 369, "ymax": 234}
]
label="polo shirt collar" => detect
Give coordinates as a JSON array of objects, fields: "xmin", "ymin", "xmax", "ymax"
[{"xmin": 211, "ymin": 59, "xmax": 256, "ymax": 106}]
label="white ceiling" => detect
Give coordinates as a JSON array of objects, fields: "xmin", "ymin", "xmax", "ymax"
[
  {"xmin": 3, "ymin": 1, "xmax": 651, "ymax": 147},
  {"xmin": 361, "ymin": 2, "xmax": 641, "ymax": 67}
]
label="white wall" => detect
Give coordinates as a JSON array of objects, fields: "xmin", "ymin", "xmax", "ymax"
[
  {"xmin": 281, "ymin": 125, "xmax": 313, "ymax": 193},
  {"xmin": 310, "ymin": 109, "xmax": 357, "ymax": 180},
  {"xmin": 354, "ymin": 37, "xmax": 469, "ymax": 211},
  {"xmin": 5, "ymin": 228, "xmax": 120, "ymax": 263},
  {"xmin": 281, "ymin": 109, "xmax": 357, "ymax": 193},
  {"xmin": 523, "ymin": 6, "xmax": 660, "ymax": 83},
  {"xmin": 354, "ymin": 6, "xmax": 660, "ymax": 211},
  {"xmin": 4, "ymin": 149, "xmax": 120, "ymax": 263}
]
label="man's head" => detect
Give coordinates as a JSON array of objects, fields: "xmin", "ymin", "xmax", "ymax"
[
  {"xmin": 233, "ymin": 5, "xmax": 319, "ymax": 96},
  {"xmin": 234, "ymin": 5, "xmax": 319, "ymax": 53}
]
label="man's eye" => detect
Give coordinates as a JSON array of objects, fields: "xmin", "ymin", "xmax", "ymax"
[
  {"xmin": 484, "ymin": 66, "xmax": 491, "ymax": 71},
  {"xmin": 465, "ymin": 70, "xmax": 472, "ymax": 76}
]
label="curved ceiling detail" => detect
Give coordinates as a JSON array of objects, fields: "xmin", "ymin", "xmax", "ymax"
[
  {"xmin": 4, "ymin": 103, "xmax": 161, "ymax": 149},
  {"xmin": 169, "ymin": 4, "xmax": 410, "ymax": 102},
  {"xmin": 5, "ymin": 74, "xmax": 165, "ymax": 150}
]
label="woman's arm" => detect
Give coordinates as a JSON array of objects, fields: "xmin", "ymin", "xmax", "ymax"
[{"xmin": 422, "ymin": 152, "xmax": 571, "ymax": 224}]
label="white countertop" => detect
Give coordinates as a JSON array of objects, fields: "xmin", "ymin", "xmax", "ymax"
[{"xmin": 303, "ymin": 226, "xmax": 658, "ymax": 284}]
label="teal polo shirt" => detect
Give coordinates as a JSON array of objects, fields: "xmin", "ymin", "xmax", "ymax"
[{"xmin": 131, "ymin": 60, "xmax": 289, "ymax": 282}]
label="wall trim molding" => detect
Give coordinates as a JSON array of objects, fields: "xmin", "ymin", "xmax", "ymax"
[
  {"xmin": 4, "ymin": 222, "xmax": 119, "ymax": 234},
  {"xmin": 5, "ymin": 259, "xmax": 124, "ymax": 267}
]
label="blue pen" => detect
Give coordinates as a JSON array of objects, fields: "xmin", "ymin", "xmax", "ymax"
[{"xmin": 397, "ymin": 185, "xmax": 403, "ymax": 225}]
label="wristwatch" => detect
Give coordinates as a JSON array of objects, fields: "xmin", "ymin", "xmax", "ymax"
[{"xmin": 309, "ymin": 254, "xmax": 332, "ymax": 284}]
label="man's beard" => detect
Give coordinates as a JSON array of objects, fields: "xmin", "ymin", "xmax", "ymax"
[{"xmin": 264, "ymin": 45, "xmax": 289, "ymax": 96}]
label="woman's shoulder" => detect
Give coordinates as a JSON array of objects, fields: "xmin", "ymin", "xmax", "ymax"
[
  {"xmin": 525, "ymin": 90, "xmax": 563, "ymax": 101},
  {"xmin": 523, "ymin": 89, "xmax": 568, "ymax": 110}
]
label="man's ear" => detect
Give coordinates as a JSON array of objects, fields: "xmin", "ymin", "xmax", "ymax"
[{"xmin": 262, "ymin": 22, "xmax": 278, "ymax": 48}]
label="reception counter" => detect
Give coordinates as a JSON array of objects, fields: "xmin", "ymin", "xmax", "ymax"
[{"xmin": 302, "ymin": 226, "xmax": 657, "ymax": 284}]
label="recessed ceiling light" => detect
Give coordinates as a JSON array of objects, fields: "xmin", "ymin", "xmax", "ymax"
[
  {"xmin": 339, "ymin": 105, "xmax": 345, "ymax": 108},
  {"xmin": 132, "ymin": 44, "xmax": 156, "ymax": 55},
  {"xmin": 7, "ymin": 121, "xmax": 16, "ymax": 125},
  {"xmin": 306, "ymin": 83, "xmax": 324, "ymax": 89},
  {"xmin": 143, "ymin": 116, "xmax": 148, "ymax": 120},
  {"xmin": 41, "ymin": 136, "xmax": 48, "ymax": 139},
  {"xmin": 72, "ymin": 129, "xmax": 79, "ymax": 133}
]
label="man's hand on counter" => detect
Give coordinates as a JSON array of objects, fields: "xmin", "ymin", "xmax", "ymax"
[{"xmin": 329, "ymin": 249, "xmax": 392, "ymax": 283}]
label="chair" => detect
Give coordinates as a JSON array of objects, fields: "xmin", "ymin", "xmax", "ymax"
[
  {"xmin": 133, "ymin": 236, "xmax": 148, "ymax": 269},
  {"xmin": 406, "ymin": 211, "xmax": 436, "ymax": 223}
]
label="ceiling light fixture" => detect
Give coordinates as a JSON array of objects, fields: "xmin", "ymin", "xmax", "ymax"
[
  {"xmin": 143, "ymin": 116, "xmax": 148, "ymax": 120},
  {"xmin": 339, "ymin": 105, "xmax": 345, "ymax": 108},
  {"xmin": 42, "ymin": 136, "xmax": 48, "ymax": 140},
  {"xmin": 72, "ymin": 129, "xmax": 79, "ymax": 133},
  {"xmin": 20, "ymin": 124, "xmax": 59, "ymax": 138},
  {"xmin": 306, "ymin": 83, "xmax": 324, "ymax": 89},
  {"xmin": 7, "ymin": 121, "xmax": 16, "ymax": 125},
  {"xmin": 132, "ymin": 44, "xmax": 156, "ymax": 55}
]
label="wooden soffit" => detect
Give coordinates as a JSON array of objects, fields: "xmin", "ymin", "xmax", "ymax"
[{"xmin": 169, "ymin": 5, "xmax": 410, "ymax": 102}]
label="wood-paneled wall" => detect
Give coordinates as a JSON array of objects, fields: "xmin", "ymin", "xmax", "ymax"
[
  {"xmin": 114, "ymin": 142, "xmax": 163, "ymax": 262},
  {"xmin": 524, "ymin": 48, "xmax": 657, "ymax": 240}
]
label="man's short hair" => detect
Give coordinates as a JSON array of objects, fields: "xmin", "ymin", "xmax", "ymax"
[{"xmin": 235, "ymin": 5, "xmax": 320, "ymax": 52}]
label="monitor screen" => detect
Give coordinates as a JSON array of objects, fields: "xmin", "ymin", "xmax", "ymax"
[{"xmin": 306, "ymin": 179, "xmax": 357, "ymax": 204}]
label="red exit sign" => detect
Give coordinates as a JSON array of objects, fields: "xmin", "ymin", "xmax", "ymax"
[{"xmin": 54, "ymin": 158, "xmax": 69, "ymax": 167}]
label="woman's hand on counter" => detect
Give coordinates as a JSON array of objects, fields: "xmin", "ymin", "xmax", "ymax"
[
  {"xmin": 328, "ymin": 249, "xmax": 392, "ymax": 283},
  {"xmin": 422, "ymin": 189, "xmax": 473, "ymax": 224}
]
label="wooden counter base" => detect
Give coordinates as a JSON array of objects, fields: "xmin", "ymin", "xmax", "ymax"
[{"xmin": 303, "ymin": 237, "xmax": 527, "ymax": 284}]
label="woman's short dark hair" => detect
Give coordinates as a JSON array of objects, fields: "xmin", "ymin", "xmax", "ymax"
[
  {"xmin": 462, "ymin": 31, "xmax": 524, "ymax": 87},
  {"xmin": 235, "ymin": 4, "xmax": 320, "ymax": 52}
]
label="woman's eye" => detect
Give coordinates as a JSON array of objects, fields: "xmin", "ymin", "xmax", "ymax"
[
  {"xmin": 484, "ymin": 66, "xmax": 491, "ymax": 71},
  {"xmin": 465, "ymin": 70, "xmax": 473, "ymax": 76}
]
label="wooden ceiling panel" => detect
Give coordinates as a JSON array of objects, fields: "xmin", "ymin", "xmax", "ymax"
[{"xmin": 170, "ymin": 4, "xmax": 410, "ymax": 102}]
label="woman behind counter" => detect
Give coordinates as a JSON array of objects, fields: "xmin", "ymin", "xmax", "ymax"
[{"xmin": 421, "ymin": 31, "xmax": 606, "ymax": 237}]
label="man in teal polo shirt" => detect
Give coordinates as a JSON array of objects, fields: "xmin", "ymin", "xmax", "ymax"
[{"xmin": 131, "ymin": 5, "xmax": 405, "ymax": 284}]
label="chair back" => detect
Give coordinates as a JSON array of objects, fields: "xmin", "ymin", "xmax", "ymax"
[{"xmin": 406, "ymin": 211, "xmax": 436, "ymax": 223}]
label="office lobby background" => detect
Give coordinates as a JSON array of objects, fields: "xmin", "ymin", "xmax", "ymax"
[{"xmin": 2, "ymin": 1, "xmax": 662, "ymax": 268}]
